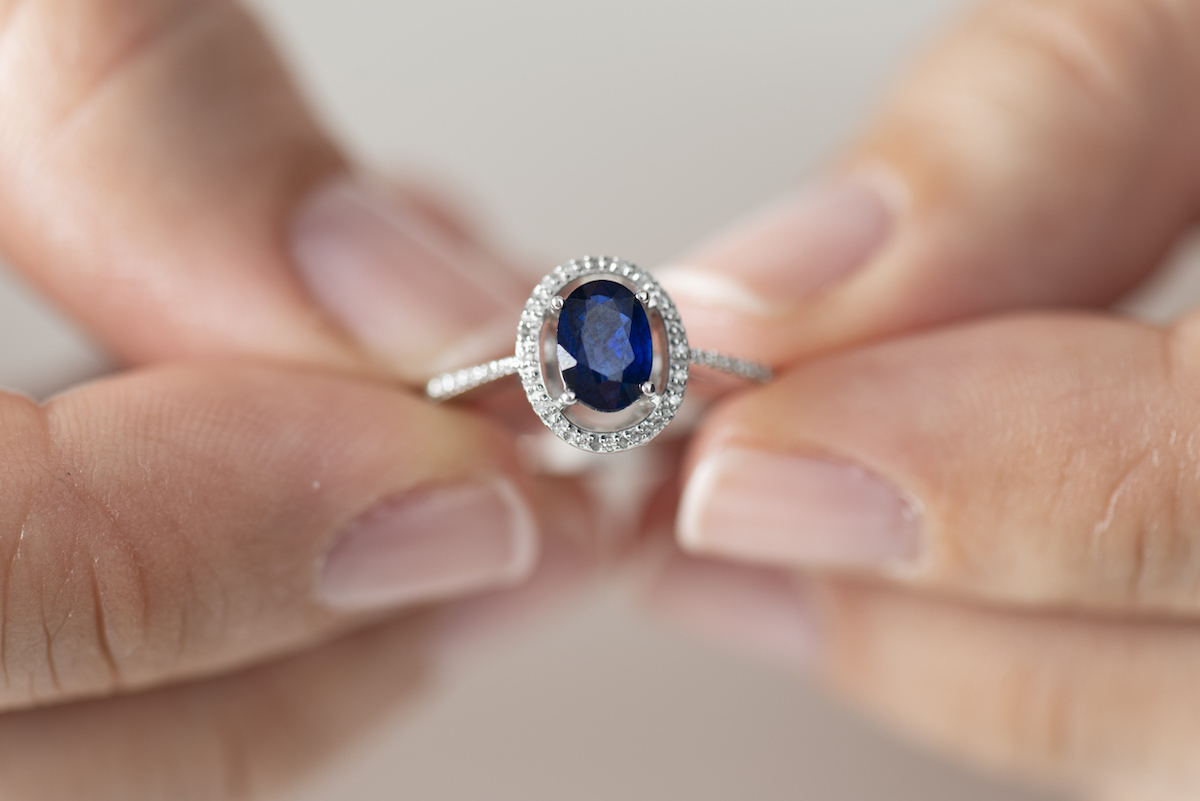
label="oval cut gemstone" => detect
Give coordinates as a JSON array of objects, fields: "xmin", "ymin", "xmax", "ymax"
[{"xmin": 556, "ymin": 280, "xmax": 653, "ymax": 412}]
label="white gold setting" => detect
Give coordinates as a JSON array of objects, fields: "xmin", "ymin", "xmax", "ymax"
[{"xmin": 427, "ymin": 256, "xmax": 771, "ymax": 453}]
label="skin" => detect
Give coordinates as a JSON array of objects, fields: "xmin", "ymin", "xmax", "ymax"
[
  {"xmin": 0, "ymin": 1, "xmax": 594, "ymax": 796},
  {"xmin": 1, "ymin": 0, "xmax": 1199, "ymax": 799},
  {"xmin": 648, "ymin": 1, "xmax": 1200, "ymax": 799}
]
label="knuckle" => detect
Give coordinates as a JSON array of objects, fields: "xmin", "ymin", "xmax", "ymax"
[
  {"xmin": 1084, "ymin": 449, "xmax": 1189, "ymax": 607},
  {"xmin": 932, "ymin": 0, "xmax": 1200, "ymax": 182},
  {"xmin": 993, "ymin": 0, "xmax": 1181, "ymax": 124},
  {"xmin": 0, "ymin": 0, "xmax": 228, "ymax": 132},
  {"xmin": 982, "ymin": 659, "xmax": 1082, "ymax": 777},
  {"xmin": 1131, "ymin": 327, "xmax": 1200, "ymax": 608},
  {"xmin": 1041, "ymin": 325, "xmax": 1200, "ymax": 611},
  {"xmin": 8, "ymin": 476, "xmax": 150, "ymax": 705},
  {"xmin": 0, "ymin": 395, "xmax": 160, "ymax": 707}
]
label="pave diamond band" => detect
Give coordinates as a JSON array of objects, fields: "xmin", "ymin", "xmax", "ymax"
[
  {"xmin": 426, "ymin": 356, "xmax": 520, "ymax": 402},
  {"xmin": 687, "ymin": 348, "xmax": 773, "ymax": 384},
  {"xmin": 425, "ymin": 256, "xmax": 771, "ymax": 452},
  {"xmin": 426, "ymin": 349, "xmax": 768, "ymax": 403}
]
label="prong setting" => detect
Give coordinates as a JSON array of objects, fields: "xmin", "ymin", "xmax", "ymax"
[
  {"xmin": 635, "ymin": 289, "xmax": 658, "ymax": 309},
  {"xmin": 549, "ymin": 295, "xmax": 565, "ymax": 312}
]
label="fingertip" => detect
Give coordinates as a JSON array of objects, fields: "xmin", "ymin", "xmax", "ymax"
[
  {"xmin": 316, "ymin": 474, "xmax": 540, "ymax": 614},
  {"xmin": 659, "ymin": 168, "xmax": 899, "ymax": 333},
  {"xmin": 289, "ymin": 174, "xmax": 527, "ymax": 383}
]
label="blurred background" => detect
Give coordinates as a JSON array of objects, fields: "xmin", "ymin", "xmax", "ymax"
[{"xmin": 2, "ymin": 0, "xmax": 1197, "ymax": 798}]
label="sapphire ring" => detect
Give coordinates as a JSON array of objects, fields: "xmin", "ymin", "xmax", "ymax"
[{"xmin": 425, "ymin": 256, "xmax": 771, "ymax": 453}]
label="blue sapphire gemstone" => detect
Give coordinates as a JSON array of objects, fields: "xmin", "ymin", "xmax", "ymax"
[{"xmin": 556, "ymin": 280, "xmax": 653, "ymax": 412}]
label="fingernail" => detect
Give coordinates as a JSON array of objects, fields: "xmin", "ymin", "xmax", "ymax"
[
  {"xmin": 291, "ymin": 176, "xmax": 526, "ymax": 380},
  {"xmin": 643, "ymin": 551, "xmax": 820, "ymax": 668},
  {"xmin": 659, "ymin": 169, "xmax": 901, "ymax": 316},
  {"xmin": 678, "ymin": 447, "xmax": 921, "ymax": 570},
  {"xmin": 318, "ymin": 477, "xmax": 539, "ymax": 612}
]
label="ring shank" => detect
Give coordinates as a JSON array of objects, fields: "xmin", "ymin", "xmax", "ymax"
[
  {"xmin": 426, "ymin": 348, "xmax": 770, "ymax": 402},
  {"xmin": 686, "ymin": 347, "xmax": 773, "ymax": 384},
  {"xmin": 425, "ymin": 356, "xmax": 521, "ymax": 401}
]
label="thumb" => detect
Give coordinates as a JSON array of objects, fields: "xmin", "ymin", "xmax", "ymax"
[
  {"xmin": 659, "ymin": 0, "xmax": 1200, "ymax": 364},
  {"xmin": 0, "ymin": 362, "xmax": 537, "ymax": 709}
]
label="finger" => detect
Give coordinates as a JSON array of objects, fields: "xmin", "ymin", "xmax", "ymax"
[
  {"xmin": 645, "ymin": 559, "xmax": 1200, "ymax": 801},
  {"xmin": 0, "ymin": 362, "xmax": 538, "ymax": 710},
  {"xmin": 0, "ymin": 0, "xmax": 526, "ymax": 381},
  {"xmin": 0, "ymin": 616, "xmax": 431, "ymax": 801},
  {"xmin": 676, "ymin": 312, "xmax": 1200, "ymax": 613},
  {"xmin": 658, "ymin": 0, "xmax": 1200, "ymax": 364},
  {"xmin": 0, "ymin": 478, "xmax": 598, "ymax": 801}
]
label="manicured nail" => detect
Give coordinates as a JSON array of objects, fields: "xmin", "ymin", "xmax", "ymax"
[
  {"xmin": 643, "ymin": 551, "xmax": 820, "ymax": 668},
  {"xmin": 318, "ymin": 477, "xmax": 538, "ymax": 612},
  {"xmin": 291, "ymin": 176, "xmax": 526, "ymax": 379},
  {"xmin": 678, "ymin": 447, "xmax": 920, "ymax": 569},
  {"xmin": 659, "ymin": 169, "xmax": 900, "ymax": 315}
]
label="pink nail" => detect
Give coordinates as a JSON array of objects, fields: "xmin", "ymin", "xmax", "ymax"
[
  {"xmin": 318, "ymin": 477, "xmax": 538, "ymax": 612},
  {"xmin": 291, "ymin": 176, "xmax": 526, "ymax": 380},
  {"xmin": 643, "ymin": 551, "xmax": 820, "ymax": 668},
  {"xmin": 679, "ymin": 448, "xmax": 921, "ymax": 569},
  {"xmin": 659, "ymin": 169, "xmax": 900, "ymax": 315}
]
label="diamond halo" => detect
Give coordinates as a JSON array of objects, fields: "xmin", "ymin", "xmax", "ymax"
[{"xmin": 515, "ymin": 256, "xmax": 688, "ymax": 453}]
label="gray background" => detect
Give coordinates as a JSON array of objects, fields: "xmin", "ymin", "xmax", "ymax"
[{"xmin": 2, "ymin": 0, "xmax": 1196, "ymax": 798}]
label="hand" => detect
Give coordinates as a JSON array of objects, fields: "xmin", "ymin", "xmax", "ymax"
[
  {"xmin": 0, "ymin": 1, "xmax": 594, "ymax": 796},
  {"xmin": 643, "ymin": 1, "xmax": 1200, "ymax": 799}
]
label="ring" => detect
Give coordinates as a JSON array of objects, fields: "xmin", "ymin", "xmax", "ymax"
[{"xmin": 426, "ymin": 256, "xmax": 772, "ymax": 453}]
